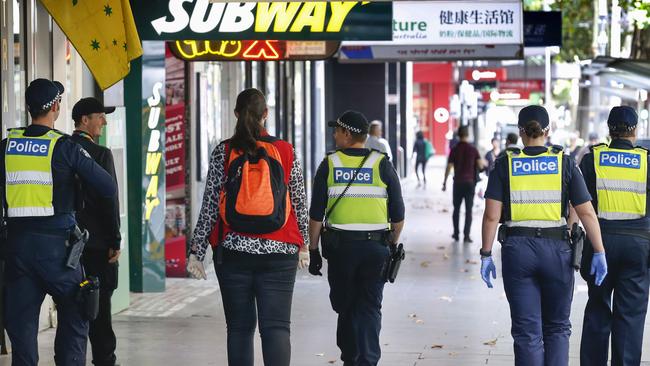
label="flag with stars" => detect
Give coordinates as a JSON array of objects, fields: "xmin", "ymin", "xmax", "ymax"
[{"xmin": 40, "ymin": 0, "xmax": 143, "ymax": 90}]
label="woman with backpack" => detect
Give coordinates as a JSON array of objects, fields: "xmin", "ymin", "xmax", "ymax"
[{"xmin": 187, "ymin": 88, "xmax": 310, "ymax": 366}]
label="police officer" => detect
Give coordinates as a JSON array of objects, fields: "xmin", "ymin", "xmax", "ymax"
[
  {"xmin": 70, "ymin": 97, "xmax": 121, "ymax": 366},
  {"xmin": 479, "ymin": 105, "xmax": 607, "ymax": 366},
  {"xmin": 0, "ymin": 79, "xmax": 116, "ymax": 366},
  {"xmin": 579, "ymin": 106, "xmax": 650, "ymax": 366},
  {"xmin": 308, "ymin": 110, "xmax": 405, "ymax": 366}
]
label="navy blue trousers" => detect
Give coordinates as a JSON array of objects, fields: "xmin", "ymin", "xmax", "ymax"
[
  {"xmin": 327, "ymin": 240, "xmax": 389, "ymax": 366},
  {"xmin": 3, "ymin": 227, "xmax": 88, "ymax": 366},
  {"xmin": 501, "ymin": 236, "xmax": 574, "ymax": 366},
  {"xmin": 580, "ymin": 233, "xmax": 650, "ymax": 366}
]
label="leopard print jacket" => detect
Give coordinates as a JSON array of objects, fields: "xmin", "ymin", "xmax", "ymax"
[{"xmin": 190, "ymin": 142, "xmax": 310, "ymax": 261}]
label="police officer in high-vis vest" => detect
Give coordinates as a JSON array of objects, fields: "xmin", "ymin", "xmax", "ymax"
[
  {"xmin": 0, "ymin": 79, "xmax": 116, "ymax": 366},
  {"xmin": 308, "ymin": 111, "xmax": 405, "ymax": 366},
  {"xmin": 579, "ymin": 106, "xmax": 650, "ymax": 366},
  {"xmin": 480, "ymin": 105, "xmax": 608, "ymax": 366}
]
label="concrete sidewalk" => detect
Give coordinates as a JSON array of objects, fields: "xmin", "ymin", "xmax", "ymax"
[{"xmin": 3, "ymin": 157, "xmax": 650, "ymax": 365}]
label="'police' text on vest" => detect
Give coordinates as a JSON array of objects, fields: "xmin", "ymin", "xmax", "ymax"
[
  {"xmin": 334, "ymin": 167, "xmax": 373, "ymax": 184},
  {"xmin": 6, "ymin": 139, "xmax": 50, "ymax": 156},
  {"xmin": 511, "ymin": 156, "xmax": 559, "ymax": 176},
  {"xmin": 599, "ymin": 151, "xmax": 641, "ymax": 169}
]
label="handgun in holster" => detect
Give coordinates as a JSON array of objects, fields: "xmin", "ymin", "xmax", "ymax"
[
  {"xmin": 383, "ymin": 243, "xmax": 406, "ymax": 283},
  {"xmin": 66, "ymin": 226, "xmax": 89, "ymax": 270},
  {"xmin": 570, "ymin": 223, "xmax": 585, "ymax": 270},
  {"xmin": 497, "ymin": 225, "xmax": 507, "ymax": 244},
  {"xmin": 76, "ymin": 275, "xmax": 100, "ymax": 321}
]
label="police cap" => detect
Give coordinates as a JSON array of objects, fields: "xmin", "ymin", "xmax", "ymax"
[
  {"xmin": 518, "ymin": 105, "xmax": 549, "ymax": 131},
  {"xmin": 328, "ymin": 110, "xmax": 369, "ymax": 134},
  {"xmin": 25, "ymin": 79, "xmax": 65, "ymax": 113},
  {"xmin": 607, "ymin": 106, "xmax": 638, "ymax": 131},
  {"xmin": 72, "ymin": 97, "xmax": 116, "ymax": 123}
]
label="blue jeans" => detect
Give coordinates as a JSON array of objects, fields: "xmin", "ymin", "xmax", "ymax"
[
  {"xmin": 4, "ymin": 226, "xmax": 88, "ymax": 366},
  {"xmin": 327, "ymin": 240, "xmax": 389, "ymax": 366},
  {"xmin": 501, "ymin": 236, "xmax": 574, "ymax": 366},
  {"xmin": 215, "ymin": 251, "xmax": 297, "ymax": 366}
]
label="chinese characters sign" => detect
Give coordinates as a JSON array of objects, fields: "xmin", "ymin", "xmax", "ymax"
[{"xmin": 392, "ymin": 1, "xmax": 522, "ymax": 45}]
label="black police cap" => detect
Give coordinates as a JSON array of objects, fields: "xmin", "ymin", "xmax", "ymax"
[
  {"xmin": 72, "ymin": 98, "xmax": 116, "ymax": 123},
  {"xmin": 518, "ymin": 105, "xmax": 550, "ymax": 130},
  {"xmin": 607, "ymin": 106, "xmax": 638, "ymax": 131},
  {"xmin": 25, "ymin": 79, "xmax": 64, "ymax": 113},
  {"xmin": 328, "ymin": 110, "xmax": 369, "ymax": 134}
]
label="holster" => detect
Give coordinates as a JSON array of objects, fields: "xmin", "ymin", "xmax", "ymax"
[
  {"xmin": 320, "ymin": 226, "xmax": 340, "ymax": 260},
  {"xmin": 382, "ymin": 243, "xmax": 405, "ymax": 283},
  {"xmin": 497, "ymin": 225, "xmax": 507, "ymax": 244},
  {"xmin": 570, "ymin": 223, "xmax": 585, "ymax": 270},
  {"xmin": 76, "ymin": 275, "xmax": 100, "ymax": 321},
  {"xmin": 66, "ymin": 226, "xmax": 89, "ymax": 270}
]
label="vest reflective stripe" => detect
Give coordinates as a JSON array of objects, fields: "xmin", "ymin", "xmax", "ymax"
[
  {"xmin": 327, "ymin": 186, "xmax": 388, "ymax": 199},
  {"xmin": 326, "ymin": 150, "xmax": 390, "ymax": 231},
  {"xmin": 507, "ymin": 148, "xmax": 564, "ymax": 223},
  {"xmin": 5, "ymin": 129, "xmax": 62, "ymax": 218},
  {"xmin": 510, "ymin": 190, "xmax": 562, "ymax": 205},
  {"xmin": 594, "ymin": 145, "xmax": 647, "ymax": 220}
]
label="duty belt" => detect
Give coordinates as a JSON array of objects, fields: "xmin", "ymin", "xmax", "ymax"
[
  {"xmin": 505, "ymin": 226, "xmax": 569, "ymax": 241},
  {"xmin": 602, "ymin": 228, "xmax": 650, "ymax": 241},
  {"xmin": 337, "ymin": 230, "xmax": 389, "ymax": 243}
]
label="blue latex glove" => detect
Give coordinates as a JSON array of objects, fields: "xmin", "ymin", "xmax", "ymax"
[
  {"xmin": 480, "ymin": 256, "xmax": 497, "ymax": 288},
  {"xmin": 590, "ymin": 252, "xmax": 608, "ymax": 286}
]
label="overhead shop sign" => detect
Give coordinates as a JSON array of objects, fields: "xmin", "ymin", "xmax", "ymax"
[
  {"xmin": 170, "ymin": 40, "xmax": 340, "ymax": 61},
  {"xmin": 133, "ymin": 1, "xmax": 392, "ymax": 41},
  {"xmin": 340, "ymin": 0, "xmax": 523, "ymax": 62}
]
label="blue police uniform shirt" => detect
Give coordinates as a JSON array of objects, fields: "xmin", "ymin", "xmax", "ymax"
[
  {"xmin": 579, "ymin": 138, "xmax": 650, "ymax": 230},
  {"xmin": 485, "ymin": 146, "xmax": 592, "ymax": 217},
  {"xmin": 0, "ymin": 125, "xmax": 116, "ymax": 229}
]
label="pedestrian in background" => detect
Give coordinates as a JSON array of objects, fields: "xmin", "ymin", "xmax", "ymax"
[
  {"xmin": 412, "ymin": 131, "xmax": 432, "ymax": 186},
  {"xmin": 70, "ymin": 97, "xmax": 121, "ymax": 366},
  {"xmin": 366, "ymin": 120, "xmax": 392, "ymax": 161},
  {"xmin": 443, "ymin": 126, "xmax": 483, "ymax": 242},
  {"xmin": 187, "ymin": 89, "xmax": 310, "ymax": 366},
  {"xmin": 497, "ymin": 132, "xmax": 520, "ymax": 159},
  {"xmin": 575, "ymin": 132, "xmax": 599, "ymax": 165},
  {"xmin": 480, "ymin": 105, "xmax": 607, "ymax": 366},
  {"xmin": 1, "ymin": 79, "xmax": 116, "ymax": 365},
  {"xmin": 308, "ymin": 110, "xmax": 405, "ymax": 366},
  {"xmin": 485, "ymin": 137, "xmax": 500, "ymax": 175},
  {"xmin": 578, "ymin": 106, "xmax": 650, "ymax": 366}
]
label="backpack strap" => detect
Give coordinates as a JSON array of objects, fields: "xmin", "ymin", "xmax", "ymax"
[
  {"xmin": 323, "ymin": 151, "xmax": 371, "ymax": 226},
  {"xmin": 215, "ymin": 141, "xmax": 231, "ymax": 266}
]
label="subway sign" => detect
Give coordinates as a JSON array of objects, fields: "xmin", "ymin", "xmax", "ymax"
[
  {"xmin": 170, "ymin": 40, "xmax": 340, "ymax": 61},
  {"xmin": 133, "ymin": 1, "xmax": 393, "ymax": 41}
]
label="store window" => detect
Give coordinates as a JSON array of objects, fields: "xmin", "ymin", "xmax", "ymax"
[
  {"xmin": 12, "ymin": 0, "xmax": 26, "ymax": 129},
  {"xmin": 265, "ymin": 62, "xmax": 277, "ymax": 136},
  {"xmin": 293, "ymin": 62, "xmax": 304, "ymax": 163}
]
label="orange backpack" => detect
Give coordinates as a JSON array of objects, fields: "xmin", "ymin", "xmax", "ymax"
[{"xmin": 219, "ymin": 137, "xmax": 291, "ymax": 234}]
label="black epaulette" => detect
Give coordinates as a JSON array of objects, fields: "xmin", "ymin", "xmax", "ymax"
[
  {"xmin": 550, "ymin": 144, "xmax": 564, "ymax": 154},
  {"xmin": 6, "ymin": 127, "xmax": 26, "ymax": 132},
  {"xmin": 590, "ymin": 143, "xmax": 607, "ymax": 152},
  {"xmin": 369, "ymin": 148, "xmax": 388, "ymax": 158},
  {"xmin": 635, "ymin": 145, "xmax": 649, "ymax": 153}
]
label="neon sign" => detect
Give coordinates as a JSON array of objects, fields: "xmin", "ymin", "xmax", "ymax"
[
  {"xmin": 170, "ymin": 40, "xmax": 340, "ymax": 61},
  {"xmin": 145, "ymin": 82, "xmax": 163, "ymax": 221}
]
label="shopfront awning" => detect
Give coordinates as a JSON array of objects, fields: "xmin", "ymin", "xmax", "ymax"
[{"xmin": 583, "ymin": 57, "xmax": 650, "ymax": 101}]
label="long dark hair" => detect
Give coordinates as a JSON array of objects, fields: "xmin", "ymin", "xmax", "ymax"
[{"xmin": 230, "ymin": 88, "xmax": 267, "ymax": 154}]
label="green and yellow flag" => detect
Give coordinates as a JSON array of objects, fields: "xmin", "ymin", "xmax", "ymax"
[{"xmin": 40, "ymin": 0, "xmax": 143, "ymax": 90}]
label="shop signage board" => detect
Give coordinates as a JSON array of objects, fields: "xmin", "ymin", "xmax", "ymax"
[
  {"xmin": 339, "ymin": 44, "xmax": 523, "ymax": 62},
  {"xmin": 340, "ymin": 0, "xmax": 523, "ymax": 61},
  {"xmin": 523, "ymin": 11, "xmax": 562, "ymax": 47},
  {"xmin": 132, "ymin": 1, "xmax": 392, "ymax": 41},
  {"xmin": 170, "ymin": 40, "xmax": 340, "ymax": 61}
]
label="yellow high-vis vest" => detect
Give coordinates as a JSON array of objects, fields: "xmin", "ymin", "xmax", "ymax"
[
  {"xmin": 5, "ymin": 128, "xmax": 63, "ymax": 217},
  {"xmin": 326, "ymin": 150, "xmax": 390, "ymax": 231},
  {"xmin": 507, "ymin": 148, "xmax": 564, "ymax": 226},
  {"xmin": 593, "ymin": 144, "xmax": 647, "ymax": 220}
]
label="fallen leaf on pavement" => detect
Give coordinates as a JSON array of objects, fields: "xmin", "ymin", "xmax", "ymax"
[
  {"xmin": 408, "ymin": 313, "xmax": 417, "ymax": 318},
  {"xmin": 460, "ymin": 268, "xmax": 469, "ymax": 273},
  {"xmin": 420, "ymin": 261, "xmax": 431, "ymax": 268},
  {"xmin": 437, "ymin": 246, "xmax": 446, "ymax": 250},
  {"xmin": 465, "ymin": 259, "xmax": 478, "ymax": 265},
  {"xmin": 443, "ymin": 254, "xmax": 449, "ymax": 260},
  {"xmin": 328, "ymin": 360, "xmax": 337, "ymax": 364},
  {"xmin": 415, "ymin": 319, "xmax": 424, "ymax": 324},
  {"xmin": 483, "ymin": 338, "xmax": 498, "ymax": 346},
  {"xmin": 431, "ymin": 344, "xmax": 444, "ymax": 349},
  {"xmin": 315, "ymin": 353, "xmax": 325, "ymax": 357}
]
